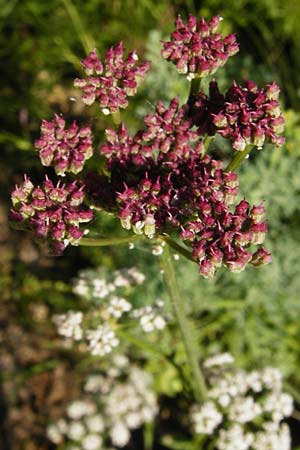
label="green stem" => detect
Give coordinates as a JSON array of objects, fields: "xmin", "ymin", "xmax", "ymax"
[
  {"xmin": 161, "ymin": 245, "xmax": 207, "ymax": 402},
  {"xmin": 79, "ymin": 235, "xmax": 142, "ymax": 247},
  {"xmin": 163, "ymin": 236, "xmax": 196, "ymax": 264},
  {"xmin": 203, "ymin": 135, "xmax": 214, "ymax": 153},
  {"xmin": 112, "ymin": 110, "xmax": 121, "ymax": 125},
  {"xmin": 225, "ymin": 145, "xmax": 254, "ymax": 172},
  {"xmin": 118, "ymin": 329, "xmax": 192, "ymax": 396}
]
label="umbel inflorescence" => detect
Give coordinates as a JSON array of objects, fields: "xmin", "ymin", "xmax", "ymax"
[{"xmin": 10, "ymin": 14, "xmax": 284, "ymax": 277}]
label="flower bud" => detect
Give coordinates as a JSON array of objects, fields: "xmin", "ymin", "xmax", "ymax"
[
  {"xmin": 200, "ymin": 258, "xmax": 215, "ymax": 278},
  {"xmin": 144, "ymin": 214, "xmax": 156, "ymax": 238},
  {"xmin": 250, "ymin": 204, "xmax": 266, "ymax": 223},
  {"xmin": 250, "ymin": 222, "xmax": 267, "ymax": 244},
  {"xmin": 251, "ymin": 247, "xmax": 272, "ymax": 266}
]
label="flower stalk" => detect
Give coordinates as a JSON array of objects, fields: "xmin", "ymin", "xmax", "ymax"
[
  {"xmin": 225, "ymin": 145, "xmax": 254, "ymax": 172},
  {"xmin": 163, "ymin": 236, "xmax": 196, "ymax": 263},
  {"xmin": 79, "ymin": 234, "xmax": 142, "ymax": 246},
  {"xmin": 161, "ymin": 244, "xmax": 207, "ymax": 402}
]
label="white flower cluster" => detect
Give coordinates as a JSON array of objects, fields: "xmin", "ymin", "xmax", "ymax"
[
  {"xmin": 46, "ymin": 398, "xmax": 108, "ymax": 450},
  {"xmin": 73, "ymin": 266, "xmax": 145, "ymax": 300},
  {"xmin": 107, "ymin": 296, "xmax": 132, "ymax": 318},
  {"xmin": 113, "ymin": 267, "xmax": 145, "ymax": 287},
  {"xmin": 86, "ymin": 324, "xmax": 120, "ymax": 356},
  {"xmin": 203, "ymin": 352, "xmax": 234, "ymax": 369},
  {"xmin": 132, "ymin": 300, "xmax": 167, "ymax": 332},
  {"xmin": 53, "ymin": 267, "xmax": 168, "ymax": 359},
  {"xmin": 52, "ymin": 311, "xmax": 83, "ymax": 341},
  {"xmin": 105, "ymin": 365, "xmax": 158, "ymax": 446},
  {"xmin": 47, "ymin": 355, "xmax": 158, "ymax": 449},
  {"xmin": 190, "ymin": 401, "xmax": 223, "ymax": 434},
  {"xmin": 53, "ymin": 310, "xmax": 120, "ymax": 357},
  {"xmin": 190, "ymin": 354, "xmax": 293, "ymax": 450}
]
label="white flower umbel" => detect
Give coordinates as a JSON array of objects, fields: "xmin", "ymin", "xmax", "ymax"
[
  {"xmin": 228, "ymin": 396, "xmax": 262, "ymax": 423},
  {"xmin": 113, "ymin": 267, "xmax": 145, "ymax": 287},
  {"xmin": 47, "ymin": 360, "xmax": 158, "ymax": 450},
  {"xmin": 189, "ymin": 354, "xmax": 293, "ymax": 450},
  {"xmin": 67, "ymin": 400, "xmax": 96, "ymax": 420},
  {"xmin": 73, "ymin": 268, "xmax": 115, "ymax": 300},
  {"xmin": 73, "ymin": 266, "xmax": 145, "ymax": 303},
  {"xmin": 204, "ymin": 352, "xmax": 234, "ymax": 369},
  {"xmin": 107, "ymin": 296, "xmax": 132, "ymax": 318},
  {"xmin": 263, "ymin": 391, "xmax": 293, "ymax": 423},
  {"xmin": 190, "ymin": 401, "xmax": 223, "ymax": 434},
  {"xmin": 217, "ymin": 424, "xmax": 254, "ymax": 450},
  {"xmin": 253, "ymin": 423, "xmax": 291, "ymax": 450},
  {"xmin": 132, "ymin": 300, "xmax": 167, "ymax": 332},
  {"xmin": 52, "ymin": 311, "xmax": 83, "ymax": 341},
  {"xmin": 86, "ymin": 324, "xmax": 119, "ymax": 356},
  {"xmin": 104, "ymin": 365, "xmax": 158, "ymax": 442}
]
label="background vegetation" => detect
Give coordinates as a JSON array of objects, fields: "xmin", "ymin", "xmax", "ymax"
[{"xmin": 1, "ymin": 0, "xmax": 300, "ymax": 448}]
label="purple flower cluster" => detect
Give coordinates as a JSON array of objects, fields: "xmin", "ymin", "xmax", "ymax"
[
  {"xmin": 187, "ymin": 198, "xmax": 270, "ymax": 278},
  {"xmin": 83, "ymin": 97, "xmax": 271, "ymax": 277},
  {"xmin": 35, "ymin": 115, "xmax": 93, "ymax": 176},
  {"xmin": 101, "ymin": 98, "xmax": 201, "ymax": 166},
  {"xmin": 74, "ymin": 42, "xmax": 150, "ymax": 114},
  {"xmin": 10, "ymin": 15, "xmax": 279, "ymax": 277},
  {"xmin": 162, "ymin": 15, "xmax": 239, "ymax": 79},
  {"xmin": 192, "ymin": 80, "xmax": 285, "ymax": 150},
  {"xmin": 10, "ymin": 176, "xmax": 93, "ymax": 255}
]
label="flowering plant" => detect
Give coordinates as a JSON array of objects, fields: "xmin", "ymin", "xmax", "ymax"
[{"xmin": 10, "ymin": 13, "xmax": 291, "ymax": 450}]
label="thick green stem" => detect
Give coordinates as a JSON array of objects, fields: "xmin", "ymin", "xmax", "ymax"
[
  {"xmin": 112, "ymin": 110, "xmax": 121, "ymax": 125},
  {"xmin": 79, "ymin": 235, "xmax": 142, "ymax": 247},
  {"xmin": 225, "ymin": 145, "xmax": 254, "ymax": 172},
  {"xmin": 161, "ymin": 245, "xmax": 207, "ymax": 402},
  {"xmin": 203, "ymin": 135, "xmax": 214, "ymax": 153}
]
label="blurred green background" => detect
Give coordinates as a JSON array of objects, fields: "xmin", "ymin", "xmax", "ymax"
[{"xmin": 1, "ymin": 0, "xmax": 300, "ymax": 448}]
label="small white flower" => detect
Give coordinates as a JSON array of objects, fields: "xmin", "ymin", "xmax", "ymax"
[
  {"xmin": 125, "ymin": 411, "xmax": 143, "ymax": 428},
  {"xmin": 92, "ymin": 278, "xmax": 112, "ymax": 298},
  {"xmin": 46, "ymin": 424, "xmax": 63, "ymax": 444},
  {"xmin": 191, "ymin": 402, "xmax": 223, "ymax": 435},
  {"xmin": 66, "ymin": 421, "xmax": 86, "ymax": 440},
  {"xmin": 73, "ymin": 279, "xmax": 89, "ymax": 296},
  {"xmin": 204, "ymin": 353, "xmax": 235, "ymax": 369},
  {"xmin": 132, "ymin": 301, "xmax": 167, "ymax": 333},
  {"xmin": 217, "ymin": 424, "xmax": 254, "ymax": 450},
  {"xmin": 261, "ymin": 368, "xmax": 282, "ymax": 390},
  {"xmin": 82, "ymin": 433, "xmax": 103, "ymax": 450},
  {"xmin": 228, "ymin": 396, "xmax": 261, "ymax": 423},
  {"xmin": 52, "ymin": 311, "xmax": 83, "ymax": 341},
  {"xmin": 86, "ymin": 324, "xmax": 119, "ymax": 356},
  {"xmin": 67, "ymin": 400, "xmax": 96, "ymax": 420},
  {"xmin": 84, "ymin": 374, "xmax": 105, "ymax": 393},
  {"xmin": 107, "ymin": 296, "xmax": 132, "ymax": 318},
  {"xmin": 57, "ymin": 418, "xmax": 68, "ymax": 434},
  {"xmin": 110, "ymin": 421, "xmax": 130, "ymax": 447},
  {"xmin": 85, "ymin": 414, "xmax": 105, "ymax": 433}
]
